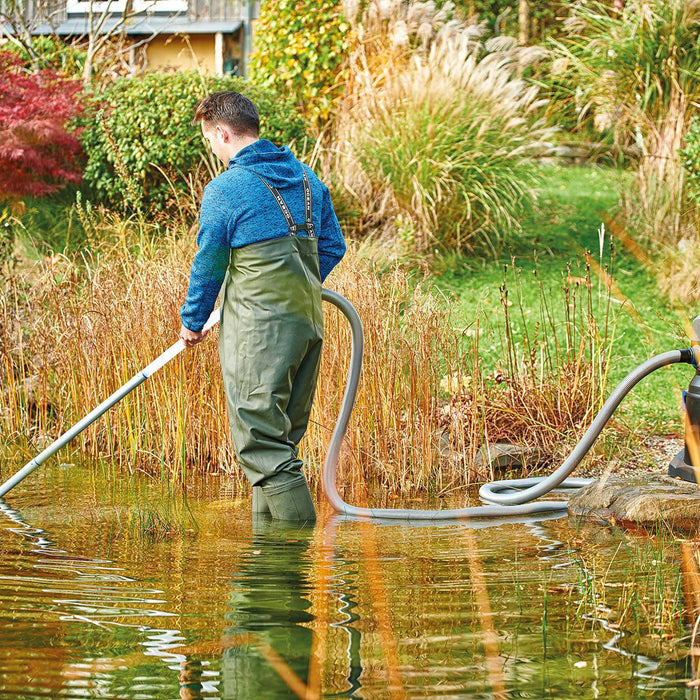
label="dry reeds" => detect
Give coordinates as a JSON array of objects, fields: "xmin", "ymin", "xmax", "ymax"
[
  {"xmin": 0, "ymin": 208, "xmax": 616, "ymax": 498},
  {"xmin": 482, "ymin": 260, "xmax": 612, "ymax": 458}
]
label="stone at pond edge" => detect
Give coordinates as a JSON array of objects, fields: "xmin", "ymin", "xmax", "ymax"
[
  {"xmin": 569, "ymin": 473, "xmax": 700, "ymax": 530},
  {"xmin": 475, "ymin": 442, "xmax": 544, "ymax": 470}
]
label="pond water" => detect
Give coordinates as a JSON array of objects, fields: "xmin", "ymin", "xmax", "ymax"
[{"xmin": 0, "ymin": 460, "xmax": 694, "ymax": 699}]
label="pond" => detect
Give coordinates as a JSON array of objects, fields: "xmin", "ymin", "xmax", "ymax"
[{"xmin": 0, "ymin": 460, "xmax": 693, "ymax": 699}]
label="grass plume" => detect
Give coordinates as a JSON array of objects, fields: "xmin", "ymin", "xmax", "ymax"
[{"xmin": 322, "ymin": 0, "xmax": 551, "ymax": 256}]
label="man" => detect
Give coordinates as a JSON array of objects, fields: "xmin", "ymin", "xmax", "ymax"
[{"xmin": 180, "ymin": 91, "xmax": 346, "ymax": 521}]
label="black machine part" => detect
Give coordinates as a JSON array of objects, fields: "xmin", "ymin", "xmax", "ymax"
[{"xmin": 669, "ymin": 366, "xmax": 700, "ymax": 483}]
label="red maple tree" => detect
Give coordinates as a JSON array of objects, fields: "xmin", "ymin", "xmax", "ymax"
[{"xmin": 0, "ymin": 51, "xmax": 83, "ymax": 199}]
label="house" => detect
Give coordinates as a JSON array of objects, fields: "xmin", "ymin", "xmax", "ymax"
[{"xmin": 2, "ymin": 0, "xmax": 259, "ymax": 76}]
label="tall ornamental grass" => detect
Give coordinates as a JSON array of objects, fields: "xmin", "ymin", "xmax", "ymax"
[
  {"xmin": 0, "ymin": 212, "xmax": 615, "ymax": 497},
  {"xmin": 659, "ymin": 117, "xmax": 700, "ymax": 303},
  {"xmin": 325, "ymin": 0, "xmax": 551, "ymax": 256},
  {"xmin": 550, "ymin": 0, "xmax": 700, "ymax": 240}
]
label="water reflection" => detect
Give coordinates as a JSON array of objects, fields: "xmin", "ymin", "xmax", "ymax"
[
  {"xmin": 222, "ymin": 515, "xmax": 315, "ymax": 698},
  {"xmin": 0, "ymin": 472, "xmax": 693, "ymax": 699},
  {"xmin": 0, "ymin": 499, "xmax": 190, "ymax": 697},
  {"xmin": 332, "ymin": 510, "xmax": 567, "ymax": 529},
  {"xmin": 179, "ymin": 658, "xmax": 205, "ymax": 699}
]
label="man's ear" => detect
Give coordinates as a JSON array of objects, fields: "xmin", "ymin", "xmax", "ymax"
[{"xmin": 217, "ymin": 124, "xmax": 231, "ymax": 143}]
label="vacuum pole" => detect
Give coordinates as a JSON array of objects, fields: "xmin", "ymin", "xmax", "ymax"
[{"xmin": 0, "ymin": 309, "xmax": 221, "ymax": 498}]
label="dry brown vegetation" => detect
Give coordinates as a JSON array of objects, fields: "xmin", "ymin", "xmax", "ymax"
[{"xmin": 0, "ymin": 214, "xmax": 613, "ymax": 497}]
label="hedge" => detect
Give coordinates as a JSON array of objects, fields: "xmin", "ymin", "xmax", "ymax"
[{"xmin": 80, "ymin": 72, "xmax": 308, "ymax": 210}]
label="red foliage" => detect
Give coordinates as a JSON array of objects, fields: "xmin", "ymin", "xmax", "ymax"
[{"xmin": 0, "ymin": 51, "xmax": 84, "ymax": 199}]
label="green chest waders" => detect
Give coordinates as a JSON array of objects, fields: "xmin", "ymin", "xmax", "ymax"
[{"xmin": 219, "ymin": 169, "xmax": 323, "ymax": 521}]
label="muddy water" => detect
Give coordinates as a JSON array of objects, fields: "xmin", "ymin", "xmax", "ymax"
[{"xmin": 0, "ymin": 460, "xmax": 692, "ymax": 699}]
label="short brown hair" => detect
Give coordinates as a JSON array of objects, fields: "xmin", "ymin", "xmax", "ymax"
[{"xmin": 192, "ymin": 91, "xmax": 260, "ymax": 136}]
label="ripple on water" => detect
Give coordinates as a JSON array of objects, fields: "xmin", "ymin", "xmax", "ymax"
[
  {"xmin": 0, "ymin": 465, "xmax": 692, "ymax": 699},
  {"xmin": 0, "ymin": 500, "xmax": 195, "ymax": 699}
]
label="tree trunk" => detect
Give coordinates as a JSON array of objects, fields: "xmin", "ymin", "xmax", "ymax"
[
  {"xmin": 83, "ymin": 35, "xmax": 96, "ymax": 87},
  {"xmin": 518, "ymin": 0, "xmax": 529, "ymax": 46}
]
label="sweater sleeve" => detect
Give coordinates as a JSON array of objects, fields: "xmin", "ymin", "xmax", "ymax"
[
  {"xmin": 180, "ymin": 184, "xmax": 232, "ymax": 332},
  {"xmin": 317, "ymin": 182, "xmax": 346, "ymax": 282}
]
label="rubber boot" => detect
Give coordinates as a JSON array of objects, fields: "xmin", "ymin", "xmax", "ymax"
[
  {"xmin": 252, "ymin": 486, "xmax": 271, "ymax": 514},
  {"xmin": 261, "ymin": 474, "xmax": 316, "ymax": 522}
]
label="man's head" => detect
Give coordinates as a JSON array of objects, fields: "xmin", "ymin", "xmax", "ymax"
[{"xmin": 192, "ymin": 91, "xmax": 260, "ymax": 164}]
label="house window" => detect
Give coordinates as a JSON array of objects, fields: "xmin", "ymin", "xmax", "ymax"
[
  {"xmin": 133, "ymin": 0, "xmax": 189, "ymax": 11},
  {"xmin": 66, "ymin": 0, "xmax": 128, "ymax": 12},
  {"xmin": 66, "ymin": 0, "xmax": 188, "ymax": 12}
]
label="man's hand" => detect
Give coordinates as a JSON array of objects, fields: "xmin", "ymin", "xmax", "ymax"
[{"xmin": 180, "ymin": 324, "xmax": 209, "ymax": 348}]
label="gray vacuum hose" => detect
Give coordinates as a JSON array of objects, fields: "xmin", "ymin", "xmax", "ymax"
[{"xmin": 320, "ymin": 289, "xmax": 694, "ymax": 521}]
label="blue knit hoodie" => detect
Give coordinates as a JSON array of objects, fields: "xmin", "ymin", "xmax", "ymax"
[{"xmin": 180, "ymin": 139, "xmax": 346, "ymax": 332}]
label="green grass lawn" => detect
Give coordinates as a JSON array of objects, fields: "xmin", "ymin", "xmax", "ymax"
[{"xmin": 431, "ymin": 164, "xmax": 695, "ymax": 436}]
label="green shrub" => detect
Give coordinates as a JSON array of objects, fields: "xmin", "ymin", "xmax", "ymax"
[
  {"xmin": 681, "ymin": 117, "xmax": 700, "ymax": 206},
  {"xmin": 80, "ymin": 72, "xmax": 308, "ymax": 210},
  {"xmin": 248, "ymin": 0, "xmax": 351, "ymax": 129},
  {"xmin": 7, "ymin": 36, "xmax": 86, "ymax": 76}
]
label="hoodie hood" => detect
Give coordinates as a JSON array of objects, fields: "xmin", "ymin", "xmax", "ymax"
[{"xmin": 228, "ymin": 139, "xmax": 301, "ymax": 187}]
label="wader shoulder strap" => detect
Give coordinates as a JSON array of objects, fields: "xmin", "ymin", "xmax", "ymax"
[
  {"xmin": 301, "ymin": 170, "xmax": 314, "ymax": 237},
  {"xmin": 232, "ymin": 165, "xmax": 315, "ymax": 238}
]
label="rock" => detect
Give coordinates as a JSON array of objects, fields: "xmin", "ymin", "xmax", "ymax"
[
  {"xmin": 32, "ymin": 432, "xmax": 53, "ymax": 449},
  {"xmin": 22, "ymin": 374, "xmax": 50, "ymax": 411},
  {"xmin": 569, "ymin": 472, "xmax": 700, "ymax": 531},
  {"xmin": 475, "ymin": 441, "xmax": 544, "ymax": 471}
]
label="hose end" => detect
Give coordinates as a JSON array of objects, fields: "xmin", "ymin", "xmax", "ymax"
[{"xmin": 679, "ymin": 347, "xmax": 699, "ymax": 369}]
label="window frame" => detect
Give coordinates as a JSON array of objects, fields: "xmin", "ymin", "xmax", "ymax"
[{"xmin": 133, "ymin": 0, "xmax": 188, "ymax": 11}]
